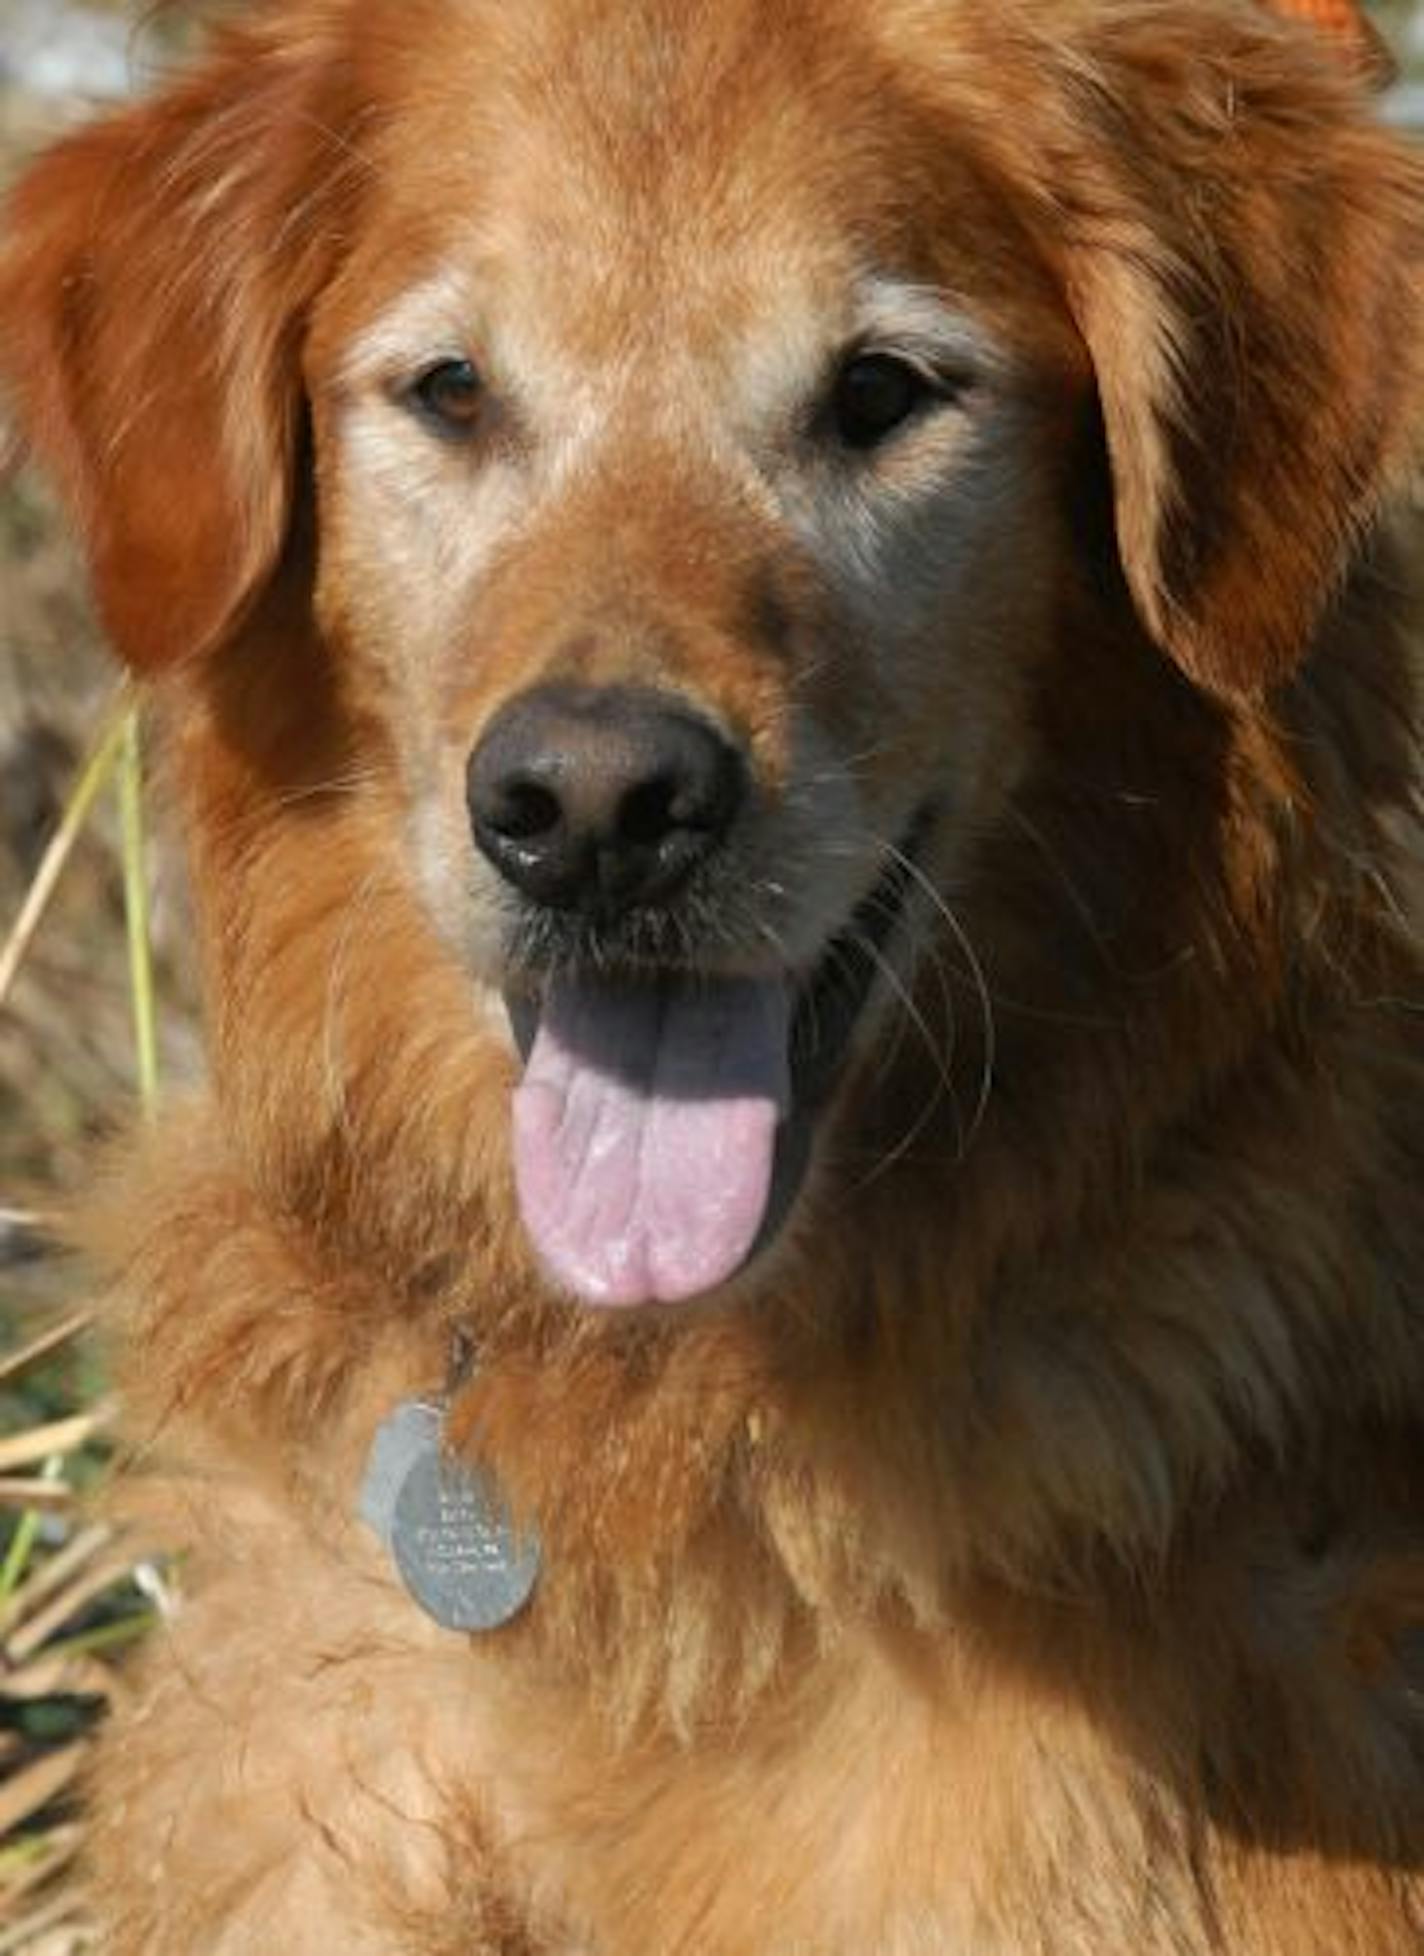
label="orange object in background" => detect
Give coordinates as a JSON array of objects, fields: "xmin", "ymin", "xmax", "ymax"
[{"xmin": 1258, "ymin": 0, "xmax": 1398, "ymax": 84}]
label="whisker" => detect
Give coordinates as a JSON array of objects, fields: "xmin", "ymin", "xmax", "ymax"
[
  {"xmin": 270, "ymin": 764, "xmax": 382, "ymax": 813},
  {"xmin": 843, "ymin": 932, "xmax": 964, "ymax": 1186},
  {"xmin": 877, "ymin": 839, "xmax": 997, "ymax": 1158}
]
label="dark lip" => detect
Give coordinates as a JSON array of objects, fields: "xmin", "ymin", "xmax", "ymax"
[
  {"xmin": 749, "ymin": 802, "xmax": 934, "ymax": 1263},
  {"xmin": 503, "ymin": 801, "xmax": 936, "ymax": 1282},
  {"xmin": 785, "ymin": 803, "xmax": 933, "ymax": 1113}
]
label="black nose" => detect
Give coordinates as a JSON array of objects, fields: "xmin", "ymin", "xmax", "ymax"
[{"xmin": 467, "ymin": 683, "xmax": 746, "ymax": 912}]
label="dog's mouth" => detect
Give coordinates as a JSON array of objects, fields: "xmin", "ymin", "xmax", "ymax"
[{"xmin": 505, "ymin": 807, "xmax": 932, "ymax": 1309}]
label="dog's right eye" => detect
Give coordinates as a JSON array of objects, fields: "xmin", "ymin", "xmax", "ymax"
[
  {"xmin": 829, "ymin": 353, "xmax": 937, "ymax": 452},
  {"xmin": 409, "ymin": 358, "xmax": 484, "ymax": 436}
]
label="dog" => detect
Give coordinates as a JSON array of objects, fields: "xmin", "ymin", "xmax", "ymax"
[{"xmin": 3, "ymin": 0, "xmax": 1423, "ymax": 1947}]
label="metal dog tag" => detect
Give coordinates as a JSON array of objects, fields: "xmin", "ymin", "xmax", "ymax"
[
  {"xmin": 360, "ymin": 1400, "xmax": 440, "ymax": 1544},
  {"xmin": 361, "ymin": 1400, "xmax": 540, "ymax": 1633}
]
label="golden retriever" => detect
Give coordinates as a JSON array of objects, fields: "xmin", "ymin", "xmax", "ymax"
[{"xmin": 3, "ymin": 0, "xmax": 1423, "ymax": 1948}]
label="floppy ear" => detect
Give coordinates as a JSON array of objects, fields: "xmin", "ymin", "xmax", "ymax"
[
  {"xmin": 0, "ymin": 17, "xmax": 356, "ymax": 670},
  {"xmin": 1053, "ymin": 7, "xmax": 1424, "ymax": 696}
]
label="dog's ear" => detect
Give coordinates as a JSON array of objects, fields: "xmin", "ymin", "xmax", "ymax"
[
  {"xmin": 1052, "ymin": 8, "xmax": 1424, "ymax": 696},
  {"xmin": 0, "ymin": 19, "xmax": 356, "ymax": 671}
]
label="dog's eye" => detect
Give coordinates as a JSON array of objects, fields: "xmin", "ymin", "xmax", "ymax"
[
  {"xmin": 409, "ymin": 358, "xmax": 483, "ymax": 435},
  {"xmin": 830, "ymin": 353, "xmax": 938, "ymax": 451}
]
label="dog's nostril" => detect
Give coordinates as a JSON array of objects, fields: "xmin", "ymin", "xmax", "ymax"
[
  {"xmin": 490, "ymin": 779, "xmax": 563, "ymax": 843},
  {"xmin": 618, "ymin": 774, "xmax": 683, "ymax": 847}
]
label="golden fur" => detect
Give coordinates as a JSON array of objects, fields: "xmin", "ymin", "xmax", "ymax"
[{"xmin": 2, "ymin": 1, "xmax": 1423, "ymax": 1948}]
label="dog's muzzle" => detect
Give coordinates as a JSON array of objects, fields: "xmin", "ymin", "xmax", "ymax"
[{"xmin": 473, "ymin": 682, "xmax": 929, "ymax": 1309}]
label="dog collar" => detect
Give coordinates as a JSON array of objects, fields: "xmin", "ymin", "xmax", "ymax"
[{"xmin": 359, "ymin": 1328, "xmax": 541, "ymax": 1634}]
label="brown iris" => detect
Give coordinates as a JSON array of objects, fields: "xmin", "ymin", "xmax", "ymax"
[{"xmin": 410, "ymin": 358, "xmax": 483, "ymax": 436}]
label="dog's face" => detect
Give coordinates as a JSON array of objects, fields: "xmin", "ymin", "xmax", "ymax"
[
  {"xmin": 3, "ymin": 0, "xmax": 1421, "ymax": 1310},
  {"xmin": 301, "ymin": 3, "xmax": 1083, "ymax": 1305}
]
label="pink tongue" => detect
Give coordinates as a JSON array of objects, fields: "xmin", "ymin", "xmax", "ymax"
[{"xmin": 512, "ymin": 974, "xmax": 790, "ymax": 1308}]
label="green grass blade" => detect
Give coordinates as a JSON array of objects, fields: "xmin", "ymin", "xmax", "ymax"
[{"xmin": 0, "ymin": 1459, "xmax": 66, "ymax": 1604}]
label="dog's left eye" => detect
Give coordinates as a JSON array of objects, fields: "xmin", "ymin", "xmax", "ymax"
[
  {"xmin": 409, "ymin": 358, "xmax": 484, "ymax": 435},
  {"xmin": 829, "ymin": 353, "xmax": 939, "ymax": 451}
]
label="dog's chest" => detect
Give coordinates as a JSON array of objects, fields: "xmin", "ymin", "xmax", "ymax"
[{"xmin": 495, "ymin": 1641, "xmax": 1197, "ymax": 1956}]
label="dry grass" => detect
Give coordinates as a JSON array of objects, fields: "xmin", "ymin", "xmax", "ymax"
[
  {"xmin": 0, "ymin": 1298, "xmax": 163, "ymax": 1956},
  {"xmin": 0, "ymin": 13, "xmax": 208, "ymax": 1949},
  {"xmin": 0, "ymin": 693, "xmax": 175, "ymax": 1951}
]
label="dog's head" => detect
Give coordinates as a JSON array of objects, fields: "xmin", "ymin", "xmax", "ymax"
[{"xmin": 3, "ymin": 0, "xmax": 1420, "ymax": 1309}]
